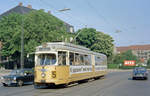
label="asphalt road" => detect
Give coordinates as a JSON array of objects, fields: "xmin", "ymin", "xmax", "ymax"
[{"xmin": 0, "ymin": 71, "xmax": 150, "ymax": 96}]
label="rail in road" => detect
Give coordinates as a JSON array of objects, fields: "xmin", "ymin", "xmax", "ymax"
[{"xmin": 0, "ymin": 71, "xmax": 150, "ymax": 96}]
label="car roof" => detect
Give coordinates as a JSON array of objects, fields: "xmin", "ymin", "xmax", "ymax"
[
  {"xmin": 133, "ymin": 67, "xmax": 146, "ymax": 71},
  {"xmin": 134, "ymin": 67, "xmax": 146, "ymax": 69}
]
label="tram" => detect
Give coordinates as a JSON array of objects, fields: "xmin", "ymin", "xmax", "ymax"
[{"xmin": 34, "ymin": 42, "xmax": 107, "ymax": 87}]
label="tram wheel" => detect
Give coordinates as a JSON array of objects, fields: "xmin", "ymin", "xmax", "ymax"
[
  {"xmin": 94, "ymin": 77, "xmax": 100, "ymax": 80},
  {"xmin": 34, "ymin": 84, "xmax": 41, "ymax": 89},
  {"xmin": 60, "ymin": 84, "xmax": 69, "ymax": 88},
  {"xmin": 78, "ymin": 79, "xmax": 88, "ymax": 84}
]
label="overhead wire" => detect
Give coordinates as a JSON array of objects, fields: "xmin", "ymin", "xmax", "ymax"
[
  {"xmin": 85, "ymin": 0, "xmax": 122, "ymax": 33},
  {"xmin": 38, "ymin": 0, "xmax": 86, "ymax": 28},
  {"xmin": 58, "ymin": 0, "xmax": 88, "ymax": 27}
]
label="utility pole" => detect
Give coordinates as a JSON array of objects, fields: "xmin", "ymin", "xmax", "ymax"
[
  {"xmin": 0, "ymin": 41, "xmax": 2, "ymax": 63},
  {"xmin": 20, "ymin": 6, "xmax": 24, "ymax": 69}
]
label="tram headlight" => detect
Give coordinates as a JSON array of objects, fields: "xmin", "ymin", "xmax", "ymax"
[
  {"xmin": 41, "ymin": 73, "xmax": 46, "ymax": 78},
  {"xmin": 1, "ymin": 76, "xmax": 4, "ymax": 79},
  {"xmin": 52, "ymin": 71, "xmax": 56, "ymax": 78},
  {"xmin": 13, "ymin": 77, "xmax": 16, "ymax": 80}
]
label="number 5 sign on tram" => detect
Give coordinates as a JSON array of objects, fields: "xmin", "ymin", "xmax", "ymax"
[{"xmin": 124, "ymin": 60, "xmax": 136, "ymax": 66}]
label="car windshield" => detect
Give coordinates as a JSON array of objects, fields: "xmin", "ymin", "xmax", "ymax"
[
  {"xmin": 37, "ymin": 54, "xmax": 56, "ymax": 65},
  {"xmin": 10, "ymin": 70, "xmax": 22, "ymax": 75},
  {"xmin": 134, "ymin": 68, "xmax": 146, "ymax": 72}
]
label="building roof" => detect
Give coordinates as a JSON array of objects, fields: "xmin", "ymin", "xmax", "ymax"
[
  {"xmin": 117, "ymin": 44, "xmax": 150, "ymax": 53},
  {"xmin": 116, "ymin": 46, "xmax": 130, "ymax": 53},
  {"xmin": 0, "ymin": 5, "xmax": 34, "ymax": 19}
]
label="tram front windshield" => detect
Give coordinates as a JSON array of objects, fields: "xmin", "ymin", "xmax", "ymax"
[{"xmin": 37, "ymin": 54, "xmax": 56, "ymax": 65}]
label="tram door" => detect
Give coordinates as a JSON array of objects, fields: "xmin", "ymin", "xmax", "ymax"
[{"xmin": 58, "ymin": 51, "xmax": 67, "ymax": 65}]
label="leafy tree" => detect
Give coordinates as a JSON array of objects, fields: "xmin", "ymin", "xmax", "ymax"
[
  {"xmin": 113, "ymin": 50, "xmax": 139, "ymax": 65},
  {"xmin": 76, "ymin": 28, "xmax": 114, "ymax": 57},
  {"xmin": 75, "ymin": 28, "xmax": 97, "ymax": 48},
  {"xmin": 0, "ymin": 10, "xmax": 74, "ymax": 62},
  {"xmin": 147, "ymin": 58, "xmax": 150, "ymax": 66},
  {"xmin": 90, "ymin": 32, "xmax": 114, "ymax": 57}
]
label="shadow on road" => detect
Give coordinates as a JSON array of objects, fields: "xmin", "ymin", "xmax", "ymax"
[
  {"xmin": 128, "ymin": 77, "xmax": 148, "ymax": 81},
  {"xmin": 35, "ymin": 77, "xmax": 106, "ymax": 89}
]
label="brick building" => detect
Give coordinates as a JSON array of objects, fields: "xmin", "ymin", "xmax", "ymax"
[{"xmin": 117, "ymin": 44, "xmax": 150, "ymax": 63}]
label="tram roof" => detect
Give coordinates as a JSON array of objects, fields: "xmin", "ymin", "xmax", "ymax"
[{"xmin": 36, "ymin": 42, "xmax": 106, "ymax": 57}]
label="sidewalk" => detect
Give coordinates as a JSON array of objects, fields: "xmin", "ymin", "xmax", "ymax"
[
  {"xmin": 0, "ymin": 69, "xmax": 12, "ymax": 77},
  {"xmin": 107, "ymin": 69, "xmax": 132, "ymax": 73}
]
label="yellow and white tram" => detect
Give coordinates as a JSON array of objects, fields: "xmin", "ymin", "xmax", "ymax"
[{"xmin": 34, "ymin": 42, "xmax": 107, "ymax": 87}]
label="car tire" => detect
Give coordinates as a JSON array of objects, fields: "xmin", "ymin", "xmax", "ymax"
[
  {"xmin": 3, "ymin": 83, "xmax": 8, "ymax": 87},
  {"xmin": 132, "ymin": 77, "xmax": 135, "ymax": 80},
  {"xmin": 18, "ymin": 80, "xmax": 23, "ymax": 86},
  {"xmin": 145, "ymin": 77, "xmax": 148, "ymax": 80}
]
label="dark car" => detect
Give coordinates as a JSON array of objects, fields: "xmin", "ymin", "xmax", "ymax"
[
  {"xmin": 132, "ymin": 67, "xmax": 148, "ymax": 80},
  {"xmin": 1, "ymin": 69, "xmax": 34, "ymax": 86}
]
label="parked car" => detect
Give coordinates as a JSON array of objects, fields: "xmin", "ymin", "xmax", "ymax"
[
  {"xmin": 132, "ymin": 67, "xmax": 148, "ymax": 80},
  {"xmin": 1, "ymin": 69, "xmax": 34, "ymax": 86}
]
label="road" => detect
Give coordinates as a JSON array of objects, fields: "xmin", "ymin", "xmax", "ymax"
[{"xmin": 0, "ymin": 71, "xmax": 150, "ymax": 96}]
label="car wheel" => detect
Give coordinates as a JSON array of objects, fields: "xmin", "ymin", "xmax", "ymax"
[
  {"xmin": 3, "ymin": 83, "xmax": 8, "ymax": 87},
  {"xmin": 18, "ymin": 80, "xmax": 23, "ymax": 86},
  {"xmin": 132, "ymin": 77, "xmax": 135, "ymax": 80}
]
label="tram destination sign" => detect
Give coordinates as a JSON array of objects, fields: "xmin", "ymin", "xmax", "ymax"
[
  {"xmin": 70, "ymin": 66, "xmax": 92, "ymax": 74},
  {"xmin": 95, "ymin": 65, "xmax": 107, "ymax": 71}
]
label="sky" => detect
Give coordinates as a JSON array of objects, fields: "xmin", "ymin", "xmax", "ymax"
[{"xmin": 0, "ymin": 0, "xmax": 150, "ymax": 46}]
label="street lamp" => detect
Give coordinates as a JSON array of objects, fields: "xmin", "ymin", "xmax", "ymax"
[
  {"xmin": 58, "ymin": 8, "xmax": 71, "ymax": 42},
  {"xmin": 58, "ymin": 8, "xmax": 71, "ymax": 12}
]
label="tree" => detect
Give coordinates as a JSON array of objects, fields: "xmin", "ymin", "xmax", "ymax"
[
  {"xmin": 147, "ymin": 58, "xmax": 150, "ymax": 66},
  {"xmin": 0, "ymin": 10, "xmax": 74, "ymax": 63},
  {"xmin": 76, "ymin": 28, "xmax": 114, "ymax": 57},
  {"xmin": 76, "ymin": 28, "xmax": 97, "ymax": 48},
  {"xmin": 90, "ymin": 32, "xmax": 114, "ymax": 57},
  {"xmin": 113, "ymin": 50, "xmax": 139, "ymax": 65}
]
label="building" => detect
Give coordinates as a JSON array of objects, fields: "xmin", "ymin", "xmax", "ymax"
[
  {"xmin": 117, "ymin": 44, "xmax": 150, "ymax": 63},
  {"xmin": 0, "ymin": 2, "xmax": 74, "ymax": 33}
]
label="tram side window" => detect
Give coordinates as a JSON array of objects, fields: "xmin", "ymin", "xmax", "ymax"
[
  {"xmin": 58, "ymin": 51, "xmax": 66, "ymax": 65},
  {"xmin": 69, "ymin": 52, "xmax": 91, "ymax": 66},
  {"xmin": 84, "ymin": 55, "xmax": 91, "ymax": 65},
  {"xmin": 88, "ymin": 55, "xmax": 91, "ymax": 65},
  {"xmin": 69, "ymin": 52, "xmax": 74, "ymax": 65},
  {"xmin": 100, "ymin": 57, "xmax": 104, "ymax": 65},
  {"xmin": 102, "ymin": 57, "xmax": 106, "ymax": 65},
  {"xmin": 95, "ymin": 56, "xmax": 101, "ymax": 65},
  {"xmin": 80, "ymin": 55, "xmax": 85, "ymax": 65},
  {"xmin": 75, "ymin": 53, "xmax": 81, "ymax": 66}
]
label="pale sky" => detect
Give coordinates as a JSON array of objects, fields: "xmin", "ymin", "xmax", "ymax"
[{"xmin": 0, "ymin": 0, "xmax": 150, "ymax": 46}]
